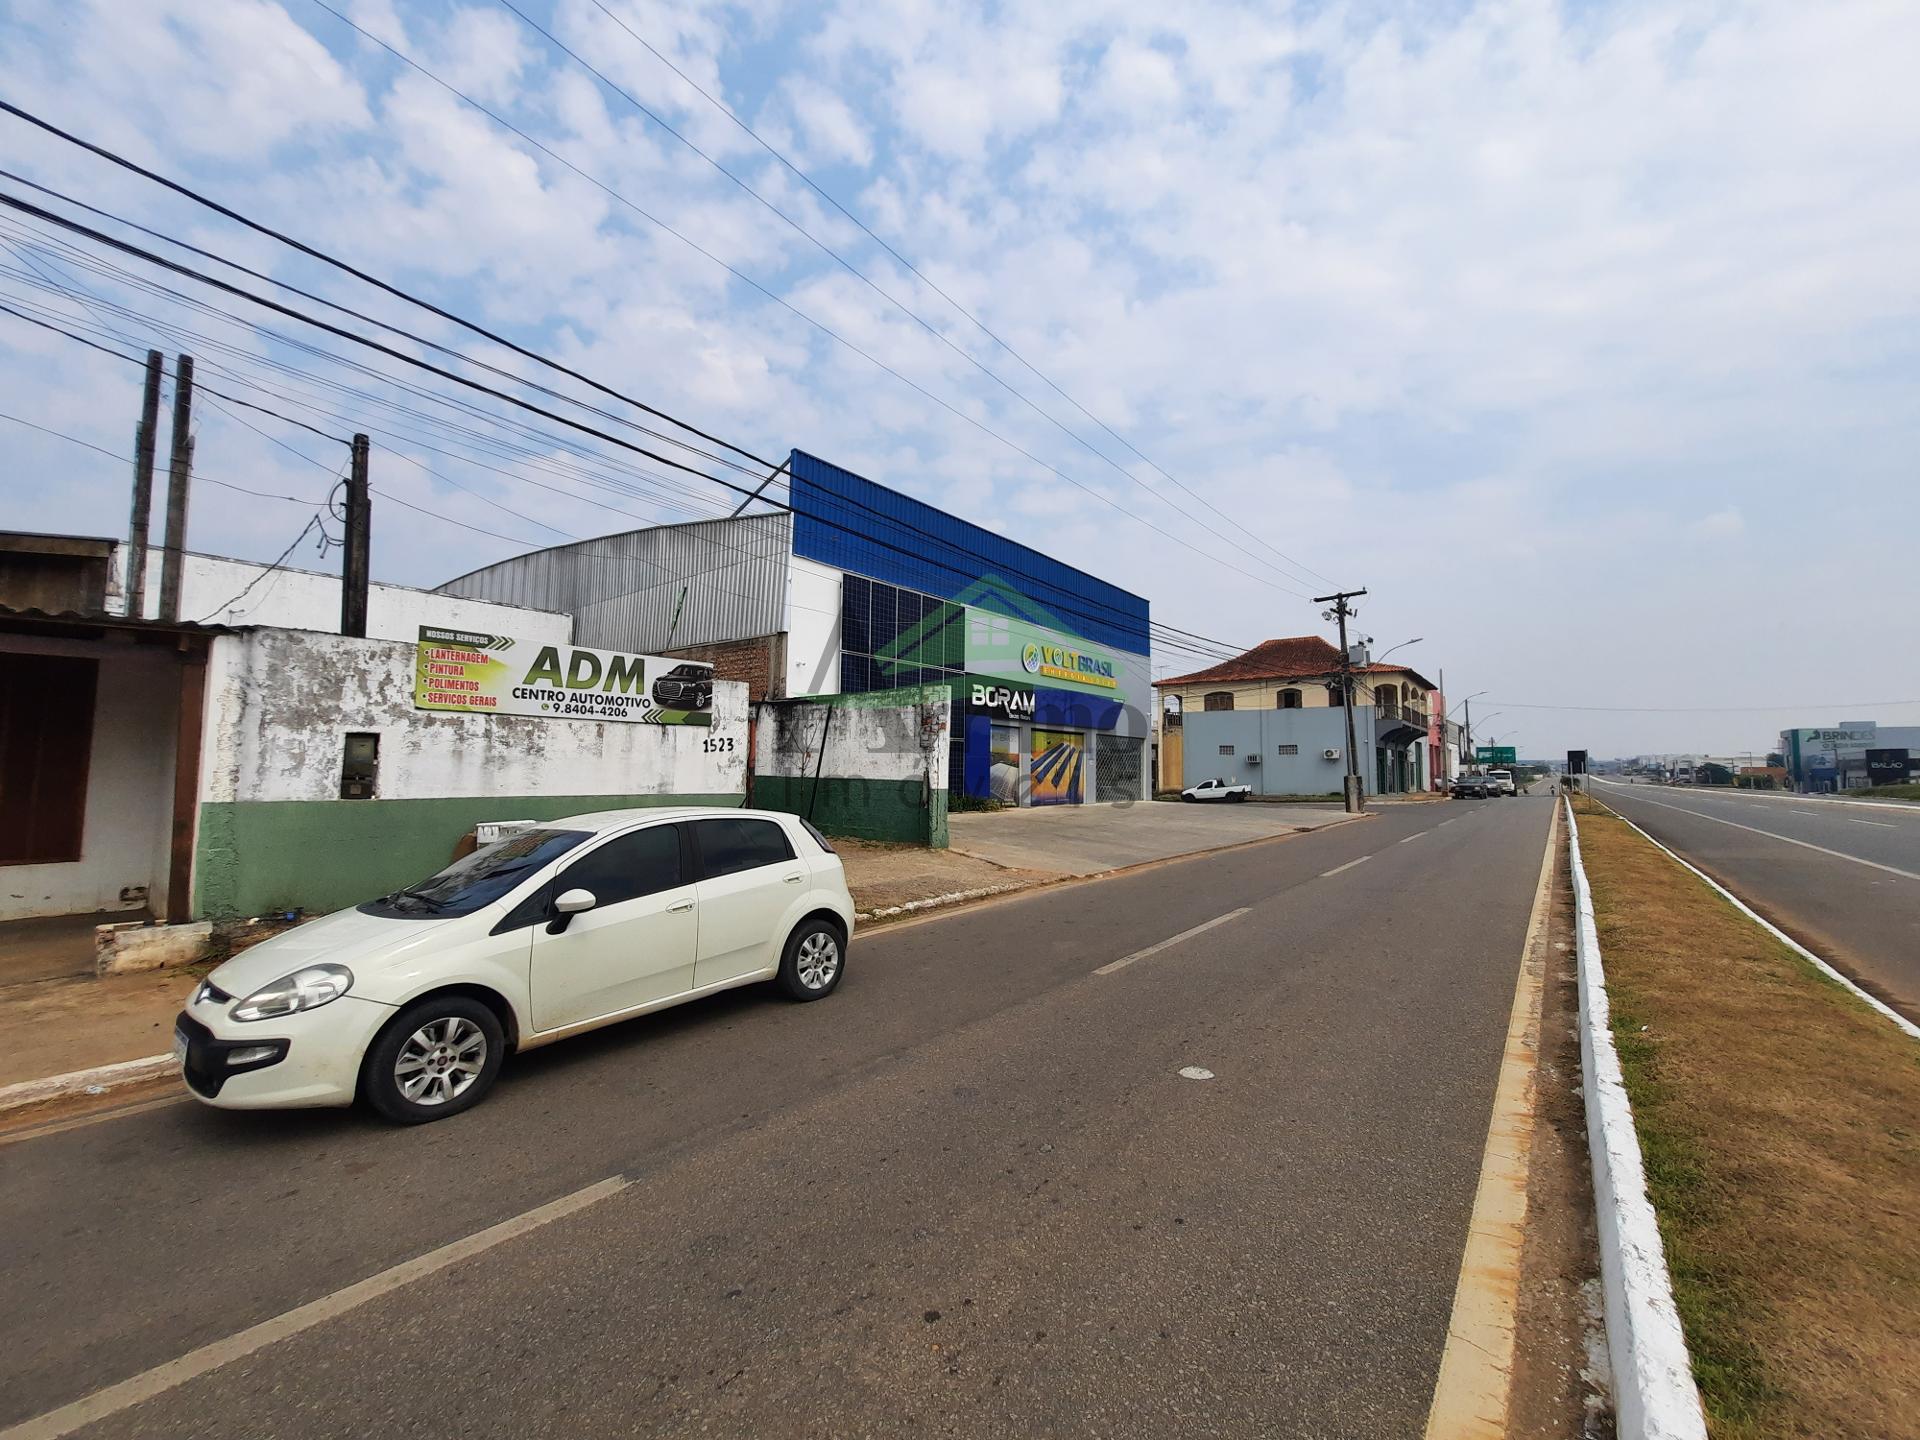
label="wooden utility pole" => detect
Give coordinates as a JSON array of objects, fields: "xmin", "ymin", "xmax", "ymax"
[
  {"xmin": 125, "ymin": 349, "xmax": 164, "ymax": 619},
  {"xmin": 1314, "ymin": 587, "xmax": 1369, "ymax": 813},
  {"xmin": 340, "ymin": 433, "xmax": 371, "ymax": 637},
  {"xmin": 158, "ymin": 354, "xmax": 195, "ymax": 621}
]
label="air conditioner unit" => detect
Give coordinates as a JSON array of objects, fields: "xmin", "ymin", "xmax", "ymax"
[
  {"xmin": 1323, "ymin": 747, "xmax": 1342, "ymax": 760},
  {"xmin": 1245, "ymin": 753, "xmax": 1261, "ymax": 764}
]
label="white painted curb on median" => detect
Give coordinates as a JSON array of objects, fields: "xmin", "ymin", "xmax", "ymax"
[
  {"xmin": 1564, "ymin": 798, "xmax": 1709, "ymax": 1440},
  {"xmin": 0, "ymin": 1054, "xmax": 175, "ymax": 1118},
  {"xmin": 1604, "ymin": 809, "xmax": 1920, "ymax": 1043}
]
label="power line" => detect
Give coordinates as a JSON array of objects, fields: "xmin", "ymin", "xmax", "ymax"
[
  {"xmin": 577, "ymin": 0, "xmax": 1338, "ymax": 596},
  {"xmin": 489, "ymin": 0, "xmax": 1324, "ymax": 595},
  {"xmin": 0, "ymin": 108, "xmax": 774, "ymax": 477},
  {"xmin": 265, "ymin": 21, "xmax": 1317, "ymax": 602},
  {"xmin": 3, "ymin": 196, "xmax": 1248, "ymax": 657},
  {"xmin": 0, "ymin": 189, "xmax": 783, "ymax": 505}
]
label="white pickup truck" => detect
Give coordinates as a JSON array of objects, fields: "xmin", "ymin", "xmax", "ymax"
[{"xmin": 1182, "ymin": 776, "xmax": 1253, "ymax": 802}]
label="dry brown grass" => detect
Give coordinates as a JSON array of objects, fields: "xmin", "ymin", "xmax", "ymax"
[{"xmin": 1572, "ymin": 800, "xmax": 1920, "ymax": 1439}]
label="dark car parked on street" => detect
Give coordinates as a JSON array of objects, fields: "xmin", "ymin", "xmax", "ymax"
[
  {"xmin": 1450, "ymin": 774, "xmax": 1498, "ymax": 798},
  {"xmin": 651, "ymin": 662, "xmax": 713, "ymax": 711}
]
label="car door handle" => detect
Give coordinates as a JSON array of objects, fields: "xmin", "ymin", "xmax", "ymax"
[
  {"xmin": 666, "ymin": 899, "xmax": 694, "ymax": 913},
  {"xmin": 782, "ymin": 872, "xmax": 804, "ymax": 884}
]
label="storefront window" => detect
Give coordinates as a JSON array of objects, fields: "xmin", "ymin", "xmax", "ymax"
[{"xmin": 1031, "ymin": 729, "xmax": 1085, "ymax": 805}]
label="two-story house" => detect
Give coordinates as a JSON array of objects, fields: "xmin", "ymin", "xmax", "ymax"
[{"xmin": 1154, "ymin": 636, "xmax": 1438, "ymax": 797}]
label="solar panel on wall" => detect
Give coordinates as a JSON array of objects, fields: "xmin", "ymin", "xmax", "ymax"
[{"xmin": 788, "ymin": 450, "xmax": 1149, "ymax": 656}]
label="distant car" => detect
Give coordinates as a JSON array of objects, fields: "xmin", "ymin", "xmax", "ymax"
[
  {"xmin": 1182, "ymin": 776, "xmax": 1252, "ymax": 802},
  {"xmin": 1487, "ymin": 768, "xmax": 1517, "ymax": 796},
  {"xmin": 1451, "ymin": 775, "xmax": 1496, "ymax": 798},
  {"xmin": 174, "ymin": 809, "xmax": 852, "ymax": 1124},
  {"xmin": 651, "ymin": 662, "xmax": 713, "ymax": 711}
]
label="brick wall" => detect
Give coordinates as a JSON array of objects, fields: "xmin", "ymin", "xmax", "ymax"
[{"xmin": 663, "ymin": 632, "xmax": 786, "ymax": 702}]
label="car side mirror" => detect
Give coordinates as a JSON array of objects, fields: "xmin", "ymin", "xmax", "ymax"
[{"xmin": 547, "ymin": 887, "xmax": 597, "ymax": 935}]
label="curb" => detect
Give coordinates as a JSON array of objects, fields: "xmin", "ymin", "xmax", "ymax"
[
  {"xmin": 0, "ymin": 1054, "xmax": 176, "ymax": 1119},
  {"xmin": 1564, "ymin": 798, "xmax": 1709, "ymax": 1440},
  {"xmin": 1601, "ymin": 808, "xmax": 1919, "ymax": 1041}
]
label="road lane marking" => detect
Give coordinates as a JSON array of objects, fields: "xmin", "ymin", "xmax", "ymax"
[
  {"xmin": 1609, "ymin": 791, "xmax": 1920, "ymax": 881},
  {"xmin": 0, "ymin": 1175, "xmax": 632, "ymax": 1440},
  {"xmin": 1094, "ymin": 908, "xmax": 1251, "ymax": 976},
  {"xmin": 1437, "ymin": 818, "xmax": 1456, "ymax": 826},
  {"xmin": 1398, "ymin": 831, "xmax": 1427, "ymax": 843},
  {"xmin": 1850, "ymin": 818, "xmax": 1896, "ymax": 828},
  {"xmin": 1320, "ymin": 856, "xmax": 1372, "ymax": 877},
  {"xmin": 1423, "ymin": 790, "xmax": 1558, "ymax": 1439}
]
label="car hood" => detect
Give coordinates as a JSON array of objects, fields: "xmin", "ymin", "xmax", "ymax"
[{"xmin": 207, "ymin": 905, "xmax": 461, "ymax": 997}]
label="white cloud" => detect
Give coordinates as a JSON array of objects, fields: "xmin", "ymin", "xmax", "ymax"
[{"xmin": 2, "ymin": 0, "xmax": 1917, "ymax": 755}]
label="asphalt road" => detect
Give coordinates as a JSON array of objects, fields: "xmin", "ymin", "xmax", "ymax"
[
  {"xmin": 1, "ymin": 794, "xmax": 1553, "ymax": 1439},
  {"xmin": 1594, "ymin": 779, "xmax": 1920, "ymax": 1020}
]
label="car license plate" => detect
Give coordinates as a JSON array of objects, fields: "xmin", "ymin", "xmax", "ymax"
[{"xmin": 172, "ymin": 1027, "xmax": 189, "ymax": 1067}]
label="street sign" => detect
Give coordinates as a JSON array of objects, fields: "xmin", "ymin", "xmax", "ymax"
[{"xmin": 1477, "ymin": 745, "xmax": 1517, "ymax": 765}]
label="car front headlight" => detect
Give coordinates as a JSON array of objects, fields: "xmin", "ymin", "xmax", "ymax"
[{"xmin": 230, "ymin": 964, "xmax": 354, "ymax": 1022}]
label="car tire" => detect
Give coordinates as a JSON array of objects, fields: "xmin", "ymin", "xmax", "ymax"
[
  {"xmin": 361, "ymin": 994, "xmax": 506, "ymax": 1125},
  {"xmin": 777, "ymin": 917, "xmax": 845, "ymax": 1002}
]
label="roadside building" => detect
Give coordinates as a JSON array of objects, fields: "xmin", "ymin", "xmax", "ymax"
[
  {"xmin": 0, "ymin": 530, "xmax": 745, "ymax": 930},
  {"xmin": 438, "ymin": 449, "xmax": 1154, "ymax": 809},
  {"xmin": 1153, "ymin": 637, "xmax": 1438, "ymax": 797},
  {"xmin": 1780, "ymin": 723, "xmax": 1920, "ymax": 791}
]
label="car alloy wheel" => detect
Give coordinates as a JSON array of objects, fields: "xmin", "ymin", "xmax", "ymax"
[
  {"xmin": 394, "ymin": 1016, "xmax": 487, "ymax": 1106},
  {"xmin": 796, "ymin": 931, "xmax": 840, "ymax": 991}
]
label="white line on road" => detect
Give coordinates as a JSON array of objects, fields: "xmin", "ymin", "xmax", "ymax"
[
  {"xmin": 1094, "ymin": 908, "xmax": 1251, "ymax": 976},
  {"xmin": 0, "ymin": 1176, "xmax": 632, "ymax": 1440},
  {"xmin": 1849, "ymin": 818, "xmax": 1896, "ymax": 829},
  {"xmin": 1320, "ymin": 856, "xmax": 1372, "ymax": 878},
  {"xmin": 1398, "ymin": 831, "xmax": 1427, "ymax": 844},
  {"xmin": 1609, "ymin": 791, "xmax": 1920, "ymax": 881},
  {"xmin": 1437, "ymin": 818, "xmax": 1456, "ymax": 827}
]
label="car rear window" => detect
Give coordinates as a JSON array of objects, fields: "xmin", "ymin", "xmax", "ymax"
[
  {"xmin": 693, "ymin": 817, "xmax": 795, "ymax": 879},
  {"xmin": 799, "ymin": 818, "xmax": 836, "ymax": 854}
]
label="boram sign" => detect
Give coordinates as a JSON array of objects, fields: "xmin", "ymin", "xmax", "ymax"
[{"xmin": 413, "ymin": 626, "xmax": 713, "ymax": 726}]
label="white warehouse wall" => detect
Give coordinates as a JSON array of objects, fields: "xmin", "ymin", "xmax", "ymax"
[{"xmin": 134, "ymin": 551, "xmax": 571, "ymax": 646}]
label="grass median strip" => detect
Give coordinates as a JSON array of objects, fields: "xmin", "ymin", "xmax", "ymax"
[{"xmin": 1573, "ymin": 800, "xmax": 1920, "ymax": 1440}]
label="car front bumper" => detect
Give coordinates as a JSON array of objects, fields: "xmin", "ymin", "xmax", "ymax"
[{"xmin": 175, "ymin": 990, "xmax": 396, "ymax": 1110}]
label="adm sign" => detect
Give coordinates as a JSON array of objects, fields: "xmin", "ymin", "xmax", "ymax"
[{"xmin": 413, "ymin": 626, "xmax": 712, "ymax": 725}]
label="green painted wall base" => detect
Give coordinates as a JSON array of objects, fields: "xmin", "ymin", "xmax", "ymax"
[
  {"xmin": 752, "ymin": 775, "xmax": 948, "ymax": 848},
  {"xmin": 195, "ymin": 793, "xmax": 737, "ymax": 919}
]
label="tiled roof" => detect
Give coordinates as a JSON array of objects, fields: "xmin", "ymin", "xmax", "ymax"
[{"xmin": 1155, "ymin": 635, "xmax": 1436, "ymax": 690}]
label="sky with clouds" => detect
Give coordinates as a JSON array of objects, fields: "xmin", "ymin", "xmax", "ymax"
[{"xmin": 1, "ymin": 0, "xmax": 1915, "ymax": 758}]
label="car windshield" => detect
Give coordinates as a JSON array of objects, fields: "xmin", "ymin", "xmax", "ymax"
[{"xmin": 359, "ymin": 828, "xmax": 591, "ymax": 919}]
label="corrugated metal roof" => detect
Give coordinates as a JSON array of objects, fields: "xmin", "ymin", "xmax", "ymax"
[
  {"xmin": 0, "ymin": 604, "xmax": 236, "ymax": 636},
  {"xmin": 434, "ymin": 513, "xmax": 792, "ymax": 652}
]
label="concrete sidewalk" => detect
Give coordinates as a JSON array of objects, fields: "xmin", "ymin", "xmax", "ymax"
[{"xmin": 949, "ymin": 798, "xmax": 1357, "ymax": 876}]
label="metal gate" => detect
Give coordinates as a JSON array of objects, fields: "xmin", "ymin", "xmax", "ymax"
[{"xmin": 1094, "ymin": 736, "xmax": 1143, "ymax": 803}]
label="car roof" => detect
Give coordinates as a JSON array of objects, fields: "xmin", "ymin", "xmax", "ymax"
[{"xmin": 542, "ymin": 805, "xmax": 794, "ymax": 832}]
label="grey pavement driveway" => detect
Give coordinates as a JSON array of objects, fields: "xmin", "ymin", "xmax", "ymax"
[{"xmin": 948, "ymin": 797, "xmax": 1366, "ymax": 875}]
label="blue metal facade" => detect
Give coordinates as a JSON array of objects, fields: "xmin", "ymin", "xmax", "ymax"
[{"xmin": 788, "ymin": 450, "xmax": 1149, "ymax": 655}]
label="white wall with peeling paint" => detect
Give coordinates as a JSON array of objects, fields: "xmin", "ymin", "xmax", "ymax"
[
  {"xmin": 754, "ymin": 687, "xmax": 950, "ymax": 788},
  {"xmin": 200, "ymin": 629, "xmax": 747, "ymax": 804}
]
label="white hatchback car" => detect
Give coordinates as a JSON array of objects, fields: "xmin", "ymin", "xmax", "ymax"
[{"xmin": 174, "ymin": 808, "xmax": 855, "ymax": 1124}]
